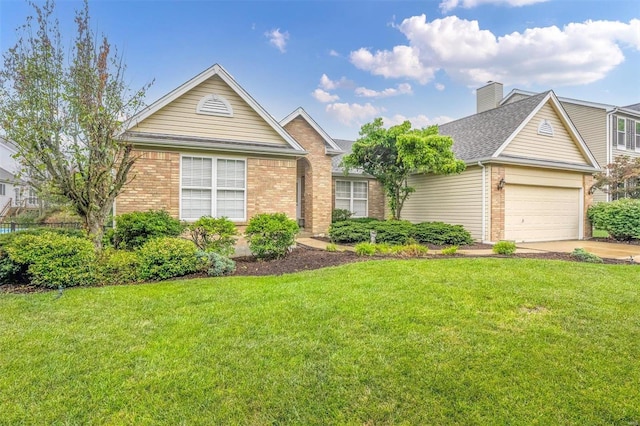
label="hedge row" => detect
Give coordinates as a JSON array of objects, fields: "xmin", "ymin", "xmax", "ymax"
[
  {"xmin": 588, "ymin": 199, "xmax": 640, "ymax": 241},
  {"xmin": 329, "ymin": 219, "xmax": 473, "ymax": 246}
]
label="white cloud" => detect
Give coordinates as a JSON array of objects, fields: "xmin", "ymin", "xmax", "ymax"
[
  {"xmin": 319, "ymin": 74, "xmax": 354, "ymax": 90},
  {"xmin": 435, "ymin": 83, "xmax": 445, "ymax": 91},
  {"xmin": 350, "ymin": 15, "xmax": 640, "ymax": 87},
  {"xmin": 355, "ymin": 83, "xmax": 413, "ymax": 98},
  {"xmin": 265, "ymin": 28, "xmax": 289, "ymax": 53},
  {"xmin": 312, "ymin": 89, "xmax": 340, "ymax": 103},
  {"xmin": 439, "ymin": 0, "xmax": 548, "ymax": 13},
  {"xmin": 329, "ymin": 49, "xmax": 340, "ymax": 57},
  {"xmin": 325, "ymin": 102, "xmax": 383, "ymax": 126},
  {"xmin": 382, "ymin": 114, "xmax": 454, "ymax": 128}
]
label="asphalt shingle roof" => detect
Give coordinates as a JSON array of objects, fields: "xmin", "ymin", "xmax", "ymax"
[
  {"xmin": 331, "ymin": 139, "xmax": 357, "ymax": 173},
  {"xmin": 439, "ymin": 91, "xmax": 550, "ymax": 162}
]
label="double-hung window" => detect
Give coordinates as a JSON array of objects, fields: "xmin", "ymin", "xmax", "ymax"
[
  {"xmin": 0, "ymin": 183, "xmax": 5, "ymax": 196},
  {"xmin": 181, "ymin": 156, "xmax": 246, "ymax": 221},
  {"xmin": 617, "ymin": 117, "xmax": 626, "ymax": 148},
  {"xmin": 335, "ymin": 180, "xmax": 368, "ymax": 217},
  {"xmin": 636, "ymin": 121, "xmax": 640, "ymax": 150}
]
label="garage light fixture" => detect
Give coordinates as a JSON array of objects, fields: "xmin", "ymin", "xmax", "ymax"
[{"xmin": 497, "ymin": 178, "xmax": 506, "ymax": 190}]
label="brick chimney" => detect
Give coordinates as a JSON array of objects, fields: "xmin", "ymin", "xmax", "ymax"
[{"xmin": 476, "ymin": 81, "xmax": 503, "ymax": 113}]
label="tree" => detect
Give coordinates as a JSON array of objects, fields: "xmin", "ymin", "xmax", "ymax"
[
  {"xmin": 0, "ymin": 0, "xmax": 151, "ymax": 249},
  {"xmin": 342, "ymin": 118, "xmax": 466, "ymax": 220},
  {"xmin": 591, "ymin": 156, "xmax": 640, "ymax": 200}
]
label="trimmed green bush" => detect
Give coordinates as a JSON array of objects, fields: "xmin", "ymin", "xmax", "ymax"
[
  {"xmin": 493, "ymin": 240, "xmax": 516, "ymax": 256},
  {"xmin": 411, "ymin": 222, "xmax": 473, "ymax": 246},
  {"xmin": 197, "ymin": 251, "xmax": 236, "ymax": 277},
  {"xmin": 441, "ymin": 245, "xmax": 459, "ymax": 255},
  {"xmin": 245, "ymin": 213, "xmax": 299, "ymax": 260},
  {"xmin": 4, "ymin": 232, "xmax": 96, "ymax": 288},
  {"xmin": 137, "ymin": 237, "xmax": 199, "ymax": 281},
  {"xmin": 354, "ymin": 242, "xmax": 377, "ymax": 256},
  {"xmin": 373, "ymin": 220, "xmax": 413, "ymax": 245},
  {"xmin": 331, "ymin": 209, "xmax": 353, "ymax": 223},
  {"xmin": 114, "ymin": 210, "xmax": 184, "ymax": 250},
  {"xmin": 95, "ymin": 249, "xmax": 140, "ymax": 285},
  {"xmin": 571, "ymin": 248, "xmax": 604, "ymax": 264},
  {"xmin": 329, "ymin": 220, "xmax": 372, "ymax": 243},
  {"xmin": 188, "ymin": 216, "xmax": 238, "ymax": 256},
  {"xmin": 588, "ymin": 199, "xmax": 640, "ymax": 241}
]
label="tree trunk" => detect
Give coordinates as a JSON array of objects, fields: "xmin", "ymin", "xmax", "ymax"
[{"xmin": 85, "ymin": 212, "xmax": 106, "ymax": 251}]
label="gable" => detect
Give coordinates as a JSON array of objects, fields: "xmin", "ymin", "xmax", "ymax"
[
  {"xmin": 131, "ymin": 75, "xmax": 288, "ymax": 146},
  {"xmin": 501, "ymin": 101, "xmax": 591, "ymax": 166}
]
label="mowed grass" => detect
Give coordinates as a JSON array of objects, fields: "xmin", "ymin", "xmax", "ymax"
[{"xmin": 1, "ymin": 258, "xmax": 639, "ymax": 425}]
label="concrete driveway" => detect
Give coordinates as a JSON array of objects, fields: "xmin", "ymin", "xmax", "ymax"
[{"xmin": 516, "ymin": 240, "xmax": 640, "ymax": 260}]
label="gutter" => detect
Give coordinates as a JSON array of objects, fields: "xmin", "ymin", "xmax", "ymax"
[{"xmin": 478, "ymin": 161, "xmax": 487, "ymax": 243}]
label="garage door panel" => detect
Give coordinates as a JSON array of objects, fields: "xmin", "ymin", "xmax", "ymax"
[{"xmin": 505, "ymin": 185, "xmax": 580, "ymax": 242}]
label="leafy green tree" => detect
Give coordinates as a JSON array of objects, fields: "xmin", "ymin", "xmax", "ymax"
[
  {"xmin": 591, "ymin": 156, "xmax": 640, "ymax": 200},
  {"xmin": 342, "ymin": 118, "xmax": 466, "ymax": 220},
  {"xmin": 0, "ymin": 0, "xmax": 151, "ymax": 250}
]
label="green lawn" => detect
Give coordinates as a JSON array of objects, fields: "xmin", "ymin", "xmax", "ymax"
[{"xmin": 1, "ymin": 258, "xmax": 639, "ymax": 425}]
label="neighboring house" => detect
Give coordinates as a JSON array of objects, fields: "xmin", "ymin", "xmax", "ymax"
[
  {"xmin": 499, "ymin": 83, "xmax": 640, "ymax": 202},
  {"xmin": 401, "ymin": 86, "xmax": 600, "ymax": 243},
  {"xmin": 117, "ymin": 64, "xmax": 383, "ymax": 236},
  {"xmin": 0, "ymin": 138, "xmax": 39, "ymax": 218}
]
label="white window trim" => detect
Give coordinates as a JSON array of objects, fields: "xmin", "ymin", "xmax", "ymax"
[
  {"xmin": 0, "ymin": 183, "xmax": 5, "ymax": 197},
  {"xmin": 617, "ymin": 116, "xmax": 626, "ymax": 149},
  {"xmin": 635, "ymin": 120, "xmax": 640, "ymax": 152},
  {"xmin": 335, "ymin": 180, "xmax": 368, "ymax": 218},
  {"xmin": 180, "ymin": 154, "xmax": 247, "ymax": 222}
]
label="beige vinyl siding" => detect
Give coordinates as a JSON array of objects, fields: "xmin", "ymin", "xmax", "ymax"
[
  {"xmin": 504, "ymin": 165, "xmax": 583, "ymax": 188},
  {"xmin": 561, "ymin": 102, "xmax": 606, "ymax": 168},
  {"xmin": 503, "ymin": 102, "xmax": 589, "ymax": 165},
  {"xmin": 402, "ymin": 167, "xmax": 484, "ymax": 240},
  {"xmin": 132, "ymin": 75, "xmax": 287, "ymax": 145}
]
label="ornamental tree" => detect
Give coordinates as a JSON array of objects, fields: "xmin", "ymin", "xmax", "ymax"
[
  {"xmin": 591, "ymin": 155, "xmax": 640, "ymax": 200},
  {"xmin": 342, "ymin": 118, "xmax": 466, "ymax": 220},
  {"xmin": 0, "ymin": 0, "xmax": 151, "ymax": 249}
]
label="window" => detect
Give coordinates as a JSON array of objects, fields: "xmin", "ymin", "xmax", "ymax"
[
  {"xmin": 181, "ymin": 156, "xmax": 245, "ymax": 221},
  {"xmin": 617, "ymin": 117, "xmax": 626, "ymax": 148},
  {"xmin": 636, "ymin": 121, "xmax": 640, "ymax": 150},
  {"xmin": 335, "ymin": 180, "xmax": 368, "ymax": 217},
  {"xmin": 196, "ymin": 94, "xmax": 233, "ymax": 117},
  {"xmin": 0, "ymin": 183, "xmax": 5, "ymax": 196}
]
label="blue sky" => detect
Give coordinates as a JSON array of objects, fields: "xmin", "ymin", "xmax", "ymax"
[{"xmin": 1, "ymin": 0, "xmax": 639, "ymax": 140}]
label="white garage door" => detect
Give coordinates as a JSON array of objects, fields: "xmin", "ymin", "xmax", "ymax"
[{"xmin": 505, "ymin": 184, "xmax": 581, "ymax": 242}]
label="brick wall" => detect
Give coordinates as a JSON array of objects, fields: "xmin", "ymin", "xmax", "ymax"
[
  {"xmin": 491, "ymin": 165, "xmax": 505, "ymax": 241},
  {"xmin": 583, "ymin": 174, "xmax": 593, "ymax": 239},
  {"xmin": 284, "ymin": 117, "xmax": 333, "ymax": 235},
  {"xmin": 246, "ymin": 157, "xmax": 297, "ymax": 222},
  {"xmin": 368, "ymin": 179, "xmax": 385, "ymax": 219},
  {"xmin": 116, "ymin": 150, "xmax": 180, "ymax": 216}
]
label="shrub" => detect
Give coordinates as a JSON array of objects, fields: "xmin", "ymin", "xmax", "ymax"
[
  {"xmin": 113, "ymin": 210, "xmax": 184, "ymax": 250},
  {"xmin": 492, "ymin": 240, "xmax": 516, "ymax": 256},
  {"xmin": 95, "ymin": 249, "xmax": 140, "ymax": 285},
  {"xmin": 329, "ymin": 220, "xmax": 373, "ymax": 244},
  {"xmin": 326, "ymin": 243, "xmax": 338, "ymax": 252},
  {"xmin": 588, "ymin": 199, "xmax": 640, "ymax": 241},
  {"xmin": 137, "ymin": 237, "xmax": 199, "ymax": 281},
  {"xmin": 392, "ymin": 243, "xmax": 429, "ymax": 257},
  {"xmin": 373, "ymin": 221, "xmax": 413, "ymax": 245},
  {"xmin": 4, "ymin": 232, "xmax": 96, "ymax": 288},
  {"xmin": 245, "ymin": 213, "xmax": 299, "ymax": 260},
  {"xmin": 571, "ymin": 248, "xmax": 604, "ymax": 264},
  {"xmin": 197, "ymin": 251, "xmax": 236, "ymax": 277},
  {"xmin": 412, "ymin": 222, "xmax": 473, "ymax": 246},
  {"xmin": 354, "ymin": 242, "xmax": 377, "ymax": 256},
  {"xmin": 332, "ymin": 209, "xmax": 353, "ymax": 223},
  {"xmin": 441, "ymin": 245, "xmax": 459, "ymax": 255},
  {"xmin": 188, "ymin": 216, "xmax": 238, "ymax": 256}
]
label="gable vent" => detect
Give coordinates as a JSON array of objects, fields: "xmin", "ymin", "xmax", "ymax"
[
  {"xmin": 537, "ymin": 119, "xmax": 554, "ymax": 136},
  {"xmin": 196, "ymin": 94, "xmax": 233, "ymax": 117}
]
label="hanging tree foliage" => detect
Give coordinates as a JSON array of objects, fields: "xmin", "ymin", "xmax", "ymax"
[
  {"xmin": 591, "ymin": 155, "xmax": 640, "ymax": 200},
  {"xmin": 342, "ymin": 118, "xmax": 466, "ymax": 220},
  {"xmin": 0, "ymin": 0, "xmax": 151, "ymax": 249}
]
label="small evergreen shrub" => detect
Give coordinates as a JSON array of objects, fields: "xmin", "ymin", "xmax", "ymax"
[
  {"xmin": 95, "ymin": 249, "xmax": 140, "ymax": 285},
  {"xmin": 373, "ymin": 221, "xmax": 413, "ymax": 245},
  {"xmin": 412, "ymin": 222, "xmax": 473, "ymax": 246},
  {"xmin": 329, "ymin": 220, "xmax": 373, "ymax": 243},
  {"xmin": 493, "ymin": 240, "xmax": 516, "ymax": 256},
  {"xmin": 4, "ymin": 232, "xmax": 96, "ymax": 288},
  {"xmin": 245, "ymin": 213, "xmax": 299, "ymax": 260},
  {"xmin": 332, "ymin": 209, "xmax": 353, "ymax": 223},
  {"xmin": 187, "ymin": 216, "xmax": 238, "ymax": 256},
  {"xmin": 354, "ymin": 242, "xmax": 377, "ymax": 256},
  {"xmin": 137, "ymin": 237, "xmax": 199, "ymax": 281},
  {"xmin": 197, "ymin": 251, "xmax": 236, "ymax": 277},
  {"xmin": 441, "ymin": 245, "xmax": 459, "ymax": 255},
  {"xmin": 588, "ymin": 199, "xmax": 640, "ymax": 241},
  {"xmin": 571, "ymin": 248, "xmax": 604, "ymax": 263},
  {"xmin": 113, "ymin": 210, "xmax": 184, "ymax": 250}
]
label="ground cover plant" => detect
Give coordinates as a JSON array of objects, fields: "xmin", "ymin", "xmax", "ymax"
[{"xmin": 1, "ymin": 259, "xmax": 638, "ymax": 424}]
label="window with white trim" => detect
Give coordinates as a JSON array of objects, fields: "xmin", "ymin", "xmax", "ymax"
[
  {"xmin": 617, "ymin": 117, "xmax": 626, "ymax": 148},
  {"xmin": 0, "ymin": 183, "xmax": 5, "ymax": 196},
  {"xmin": 181, "ymin": 156, "xmax": 246, "ymax": 221},
  {"xmin": 335, "ymin": 180, "xmax": 368, "ymax": 217},
  {"xmin": 635, "ymin": 121, "xmax": 640, "ymax": 150}
]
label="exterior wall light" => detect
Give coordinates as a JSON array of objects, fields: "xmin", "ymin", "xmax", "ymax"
[{"xmin": 497, "ymin": 178, "xmax": 506, "ymax": 190}]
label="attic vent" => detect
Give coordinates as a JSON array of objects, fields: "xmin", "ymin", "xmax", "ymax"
[
  {"xmin": 537, "ymin": 119, "xmax": 554, "ymax": 136},
  {"xmin": 196, "ymin": 94, "xmax": 233, "ymax": 117}
]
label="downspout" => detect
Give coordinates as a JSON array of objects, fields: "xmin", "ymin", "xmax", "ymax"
[{"xmin": 478, "ymin": 161, "xmax": 486, "ymax": 243}]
